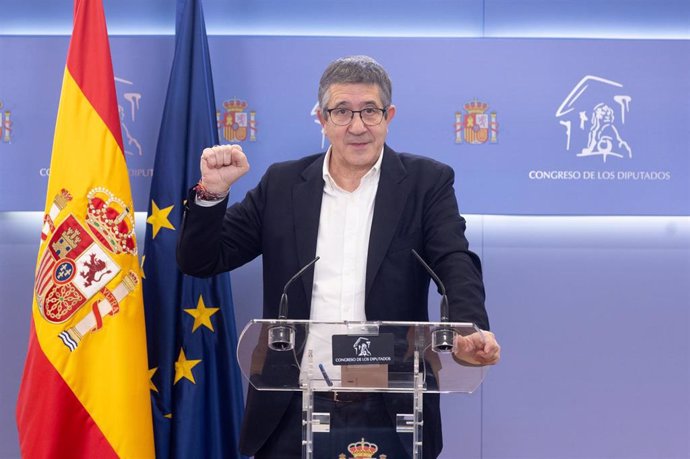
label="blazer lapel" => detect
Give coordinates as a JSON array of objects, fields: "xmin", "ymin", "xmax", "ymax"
[
  {"xmin": 292, "ymin": 155, "xmax": 325, "ymax": 312},
  {"xmin": 366, "ymin": 146, "xmax": 409, "ymax": 299}
]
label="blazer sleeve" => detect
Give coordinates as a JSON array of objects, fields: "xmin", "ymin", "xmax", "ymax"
[
  {"xmin": 422, "ymin": 163, "xmax": 489, "ymax": 330},
  {"xmin": 177, "ymin": 174, "xmax": 267, "ymax": 278}
]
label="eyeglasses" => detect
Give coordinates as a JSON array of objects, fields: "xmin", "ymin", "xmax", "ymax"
[{"xmin": 325, "ymin": 107, "xmax": 388, "ymax": 126}]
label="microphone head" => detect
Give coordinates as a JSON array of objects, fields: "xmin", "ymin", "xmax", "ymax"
[
  {"xmin": 268, "ymin": 324, "xmax": 295, "ymax": 351},
  {"xmin": 432, "ymin": 327, "xmax": 456, "ymax": 353}
]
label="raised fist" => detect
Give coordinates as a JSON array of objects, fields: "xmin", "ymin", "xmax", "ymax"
[{"xmin": 199, "ymin": 144, "xmax": 250, "ymax": 196}]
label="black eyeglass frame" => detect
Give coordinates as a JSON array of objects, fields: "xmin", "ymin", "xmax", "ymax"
[{"xmin": 324, "ymin": 107, "xmax": 389, "ymax": 126}]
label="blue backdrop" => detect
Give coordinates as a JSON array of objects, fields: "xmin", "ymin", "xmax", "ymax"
[{"xmin": 1, "ymin": 37, "xmax": 688, "ymax": 215}]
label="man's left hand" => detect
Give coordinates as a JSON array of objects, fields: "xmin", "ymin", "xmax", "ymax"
[{"xmin": 453, "ymin": 331, "xmax": 501, "ymax": 366}]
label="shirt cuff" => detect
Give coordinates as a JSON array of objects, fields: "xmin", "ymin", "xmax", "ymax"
[{"xmin": 194, "ymin": 193, "xmax": 228, "ymax": 207}]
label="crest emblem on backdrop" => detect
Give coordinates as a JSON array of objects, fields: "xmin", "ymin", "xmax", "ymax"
[
  {"xmin": 555, "ymin": 75, "xmax": 632, "ymax": 162},
  {"xmin": 36, "ymin": 187, "xmax": 139, "ymax": 351},
  {"xmin": 116, "ymin": 77, "xmax": 144, "ymax": 157},
  {"xmin": 0, "ymin": 100, "xmax": 12, "ymax": 143},
  {"xmin": 311, "ymin": 101, "xmax": 327, "ymax": 149},
  {"xmin": 455, "ymin": 100, "xmax": 498, "ymax": 144},
  {"xmin": 218, "ymin": 98, "xmax": 257, "ymax": 142}
]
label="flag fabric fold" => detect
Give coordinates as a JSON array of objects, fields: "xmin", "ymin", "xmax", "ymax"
[
  {"xmin": 16, "ymin": 0, "xmax": 154, "ymax": 457},
  {"xmin": 142, "ymin": 0, "xmax": 245, "ymax": 457}
]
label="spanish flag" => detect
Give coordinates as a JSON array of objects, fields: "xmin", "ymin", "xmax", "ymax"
[{"xmin": 15, "ymin": 0, "xmax": 154, "ymax": 457}]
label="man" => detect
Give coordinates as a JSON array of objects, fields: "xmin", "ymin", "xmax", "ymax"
[{"xmin": 177, "ymin": 55, "xmax": 500, "ymax": 458}]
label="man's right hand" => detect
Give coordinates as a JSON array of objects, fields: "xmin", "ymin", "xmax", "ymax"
[{"xmin": 199, "ymin": 144, "xmax": 250, "ymax": 196}]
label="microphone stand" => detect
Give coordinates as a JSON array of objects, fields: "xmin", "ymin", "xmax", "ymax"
[
  {"xmin": 268, "ymin": 256, "xmax": 320, "ymax": 351},
  {"xmin": 411, "ymin": 249, "xmax": 456, "ymax": 353}
]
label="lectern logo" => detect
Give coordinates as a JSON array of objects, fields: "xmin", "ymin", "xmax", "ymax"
[
  {"xmin": 332, "ymin": 334, "xmax": 393, "ymax": 365},
  {"xmin": 353, "ymin": 337, "xmax": 372, "ymax": 357}
]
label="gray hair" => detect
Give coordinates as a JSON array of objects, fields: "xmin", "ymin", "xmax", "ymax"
[{"xmin": 318, "ymin": 55, "xmax": 393, "ymax": 111}]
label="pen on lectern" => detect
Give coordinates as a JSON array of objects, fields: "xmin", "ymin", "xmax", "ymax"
[{"xmin": 319, "ymin": 363, "xmax": 333, "ymax": 386}]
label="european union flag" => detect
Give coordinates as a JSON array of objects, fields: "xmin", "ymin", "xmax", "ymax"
[{"xmin": 142, "ymin": 0, "xmax": 245, "ymax": 457}]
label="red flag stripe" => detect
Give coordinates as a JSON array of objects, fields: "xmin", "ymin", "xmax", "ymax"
[
  {"xmin": 16, "ymin": 0, "xmax": 154, "ymax": 456},
  {"xmin": 66, "ymin": 0, "xmax": 124, "ymax": 153},
  {"xmin": 16, "ymin": 322, "xmax": 117, "ymax": 459}
]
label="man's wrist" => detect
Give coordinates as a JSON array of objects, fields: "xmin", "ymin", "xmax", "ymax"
[{"xmin": 193, "ymin": 180, "xmax": 229, "ymax": 201}]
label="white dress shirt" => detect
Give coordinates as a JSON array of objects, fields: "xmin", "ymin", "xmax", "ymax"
[{"xmin": 302, "ymin": 148, "xmax": 383, "ymax": 385}]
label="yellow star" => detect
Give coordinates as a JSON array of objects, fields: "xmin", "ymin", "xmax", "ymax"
[
  {"xmin": 146, "ymin": 200, "xmax": 175, "ymax": 238},
  {"xmin": 184, "ymin": 296, "xmax": 220, "ymax": 332},
  {"xmin": 173, "ymin": 348, "xmax": 201, "ymax": 385},
  {"xmin": 149, "ymin": 367, "xmax": 159, "ymax": 393}
]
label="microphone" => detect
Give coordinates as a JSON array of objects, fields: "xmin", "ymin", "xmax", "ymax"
[
  {"xmin": 268, "ymin": 256, "xmax": 320, "ymax": 351},
  {"xmin": 278, "ymin": 256, "xmax": 320, "ymax": 320},
  {"xmin": 411, "ymin": 249, "xmax": 456, "ymax": 353},
  {"xmin": 411, "ymin": 249, "xmax": 449, "ymax": 322}
]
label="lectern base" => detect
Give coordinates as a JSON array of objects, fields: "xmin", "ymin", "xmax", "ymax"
[{"xmin": 304, "ymin": 393, "xmax": 414, "ymax": 458}]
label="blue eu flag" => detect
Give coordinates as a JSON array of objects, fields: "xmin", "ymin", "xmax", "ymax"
[{"xmin": 142, "ymin": 0, "xmax": 245, "ymax": 457}]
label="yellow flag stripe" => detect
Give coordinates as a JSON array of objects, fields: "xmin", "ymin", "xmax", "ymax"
[{"xmin": 34, "ymin": 68, "xmax": 154, "ymax": 458}]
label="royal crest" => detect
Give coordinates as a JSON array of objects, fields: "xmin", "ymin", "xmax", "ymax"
[
  {"xmin": 217, "ymin": 98, "xmax": 256, "ymax": 142},
  {"xmin": 455, "ymin": 100, "xmax": 498, "ymax": 145},
  {"xmin": 338, "ymin": 438, "xmax": 387, "ymax": 459},
  {"xmin": 0, "ymin": 100, "xmax": 12, "ymax": 143},
  {"xmin": 36, "ymin": 215, "xmax": 120, "ymax": 323},
  {"xmin": 36, "ymin": 187, "xmax": 140, "ymax": 351}
]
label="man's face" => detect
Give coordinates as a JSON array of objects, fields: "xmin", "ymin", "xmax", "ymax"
[{"xmin": 318, "ymin": 83, "xmax": 396, "ymax": 175}]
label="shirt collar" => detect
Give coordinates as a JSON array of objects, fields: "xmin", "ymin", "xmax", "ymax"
[{"xmin": 322, "ymin": 146, "xmax": 384, "ymax": 193}]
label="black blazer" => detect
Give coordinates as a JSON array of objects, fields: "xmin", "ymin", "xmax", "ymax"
[{"xmin": 178, "ymin": 145, "xmax": 489, "ymax": 458}]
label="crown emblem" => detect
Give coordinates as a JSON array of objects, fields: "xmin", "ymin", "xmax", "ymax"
[
  {"xmin": 348, "ymin": 438, "xmax": 379, "ymax": 458},
  {"xmin": 223, "ymin": 98, "xmax": 248, "ymax": 112},
  {"xmin": 464, "ymin": 99, "xmax": 489, "ymax": 114},
  {"xmin": 86, "ymin": 187, "xmax": 136, "ymax": 255}
]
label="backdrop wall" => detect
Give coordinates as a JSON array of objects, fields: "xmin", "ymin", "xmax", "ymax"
[{"xmin": 1, "ymin": 1, "xmax": 688, "ymax": 458}]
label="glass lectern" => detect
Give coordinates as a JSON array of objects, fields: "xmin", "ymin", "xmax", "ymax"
[{"xmin": 237, "ymin": 319, "xmax": 489, "ymax": 459}]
